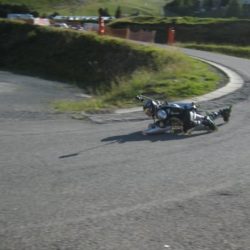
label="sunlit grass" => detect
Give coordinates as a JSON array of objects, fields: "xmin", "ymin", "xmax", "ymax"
[{"xmin": 53, "ymin": 58, "xmax": 221, "ymax": 112}]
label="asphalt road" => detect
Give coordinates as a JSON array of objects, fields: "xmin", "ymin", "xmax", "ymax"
[{"xmin": 1, "ymin": 49, "xmax": 250, "ymax": 250}]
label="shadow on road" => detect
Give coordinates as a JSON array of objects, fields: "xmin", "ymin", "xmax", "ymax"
[
  {"xmin": 59, "ymin": 124, "xmax": 225, "ymax": 159},
  {"xmin": 59, "ymin": 131, "xmax": 209, "ymax": 159},
  {"xmin": 102, "ymin": 121, "xmax": 226, "ymax": 144},
  {"xmin": 58, "ymin": 140, "xmax": 117, "ymax": 159},
  {"xmin": 101, "ymin": 130, "xmax": 210, "ymax": 144}
]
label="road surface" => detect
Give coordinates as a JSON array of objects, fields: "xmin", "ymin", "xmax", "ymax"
[{"xmin": 1, "ymin": 49, "xmax": 250, "ymax": 250}]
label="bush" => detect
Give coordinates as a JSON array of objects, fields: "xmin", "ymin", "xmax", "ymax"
[
  {"xmin": 0, "ymin": 19, "xmax": 179, "ymax": 93},
  {"xmin": 110, "ymin": 16, "xmax": 250, "ymax": 45}
]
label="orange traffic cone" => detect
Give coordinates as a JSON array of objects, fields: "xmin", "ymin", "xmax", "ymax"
[{"xmin": 98, "ymin": 17, "xmax": 105, "ymax": 35}]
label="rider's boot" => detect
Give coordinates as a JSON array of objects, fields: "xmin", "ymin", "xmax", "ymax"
[
  {"xmin": 219, "ymin": 106, "xmax": 232, "ymax": 122},
  {"xmin": 202, "ymin": 116, "xmax": 217, "ymax": 131}
]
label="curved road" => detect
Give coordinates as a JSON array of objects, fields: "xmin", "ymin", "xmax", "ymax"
[{"xmin": 1, "ymin": 49, "xmax": 250, "ymax": 250}]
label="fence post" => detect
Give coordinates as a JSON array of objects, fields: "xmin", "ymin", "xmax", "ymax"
[
  {"xmin": 98, "ymin": 17, "xmax": 105, "ymax": 35},
  {"xmin": 167, "ymin": 27, "xmax": 175, "ymax": 45}
]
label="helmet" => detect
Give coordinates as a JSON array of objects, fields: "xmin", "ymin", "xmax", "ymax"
[{"xmin": 143, "ymin": 100, "xmax": 156, "ymax": 117}]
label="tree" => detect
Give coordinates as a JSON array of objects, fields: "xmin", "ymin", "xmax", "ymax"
[
  {"xmin": 48, "ymin": 12, "xmax": 60, "ymax": 18},
  {"xmin": 98, "ymin": 7, "xmax": 110, "ymax": 17},
  {"xmin": 104, "ymin": 8, "xmax": 110, "ymax": 16},
  {"xmin": 164, "ymin": 0, "xmax": 185, "ymax": 15},
  {"xmin": 203, "ymin": 0, "xmax": 214, "ymax": 11},
  {"xmin": 225, "ymin": 0, "xmax": 242, "ymax": 17},
  {"xmin": 242, "ymin": 3, "xmax": 250, "ymax": 17},
  {"xmin": 220, "ymin": 0, "xmax": 230, "ymax": 7},
  {"xmin": 192, "ymin": 0, "xmax": 202, "ymax": 12},
  {"xmin": 115, "ymin": 6, "xmax": 122, "ymax": 18}
]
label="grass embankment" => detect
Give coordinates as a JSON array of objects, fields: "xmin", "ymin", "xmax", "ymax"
[
  {"xmin": 54, "ymin": 58, "xmax": 220, "ymax": 112},
  {"xmin": 0, "ymin": 0, "xmax": 166, "ymax": 16},
  {"xmin": 0, "ymin": 19, "xmax": 221, "ymax": 112},
  {"xmin": 179, "ymin": 43, "xmax": 250, "ymax": 59}
]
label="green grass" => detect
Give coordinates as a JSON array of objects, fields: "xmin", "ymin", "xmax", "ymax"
[
  {"xmin": 0, "ymin": 0, "xmax": 166, "ymax": 16},
  {"xmin": 53, "ymin": 56, "xmax": 221, "ymax": 112},
  {"xmin": 179, "ymin": 43, "xmax": 250, "ymax": 59}
]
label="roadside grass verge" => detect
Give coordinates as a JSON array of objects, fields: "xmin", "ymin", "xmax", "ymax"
[
  {"xmin": 0, "ymin": 20, "xmax": 223, "ymax": 113},
  {"xmin": 179, "ymin": 43, "xmax": 250, "ymax": 59},
  {"xmin": 53, "ymin": 57, "xmax": 222, "ymax": 112}
]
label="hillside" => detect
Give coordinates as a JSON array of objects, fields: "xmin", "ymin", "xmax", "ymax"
[{"xmin": 0, "ymin": 0, "xmax": 166, "ymax": 16}]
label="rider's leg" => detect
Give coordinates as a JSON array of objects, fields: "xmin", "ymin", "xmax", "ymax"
[
  {"xmin": 190, "ymin": 111, "xmax": 217, "ymax": 131},
  {"xmin": 207, "ymin": 106, "xmax": 232, "ymax": 122},
  {"xmin": 183, "ymin": 111, "xmax": 202, "ymax": 133},
  {"xmin": 202, "ymin": 116, "xmax": 217, "ymax": 131}
]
